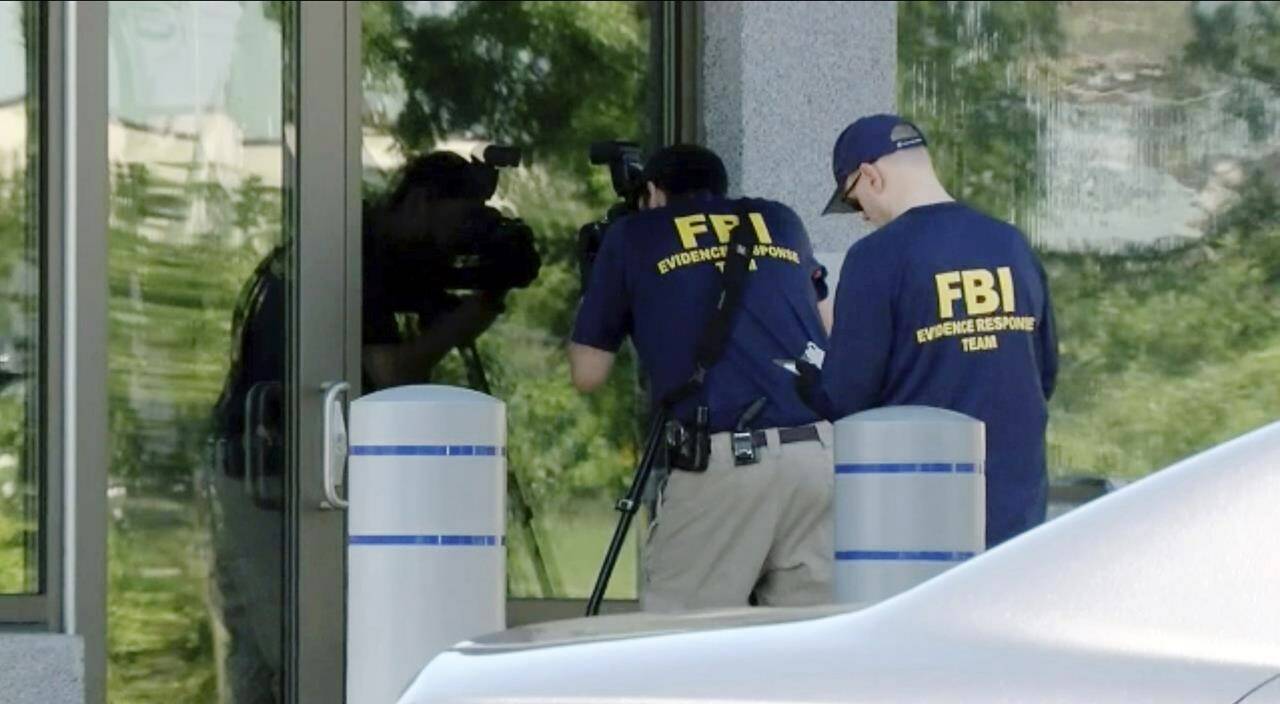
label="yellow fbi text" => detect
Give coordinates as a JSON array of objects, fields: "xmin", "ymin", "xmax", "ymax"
[
  {"xmin": 657, "ymin": 212, "xmax": 800, "ymax": 274},
  {"xmin": 917, "ymin": 266, "xmax": 1035, "ymax": 353},
  {"xmin": 915, "ymin": 315, "xmax": 1038, "ymax": 344},
  {"xmin": 934, "ymin": 267, "xmax": 1016, "ymax": 319}
]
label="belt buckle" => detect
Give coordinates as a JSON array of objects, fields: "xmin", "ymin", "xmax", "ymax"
[{"xmin": 731, "ymin": 431, "xmax": 758, "ymax": 466}]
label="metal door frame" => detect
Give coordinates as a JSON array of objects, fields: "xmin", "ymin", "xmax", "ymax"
[{"xmin": 291, "ymin": 2, "xmax": 361, "ymax": 702}]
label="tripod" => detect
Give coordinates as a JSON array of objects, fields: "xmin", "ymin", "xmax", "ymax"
[
  {"xmin": 585, "ymin": 404, "xmax": 668, "ymax": 616},
  {"xmin": 459, "ymin": 343, "xmax": 558, "ymax": 597}
]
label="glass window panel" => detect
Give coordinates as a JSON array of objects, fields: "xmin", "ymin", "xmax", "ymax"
[
  {"xmin": 361, "ymin": 1, "xmax": 661, "ymax": 600},
  {"xmin": 107, "ymin": 2, "xmax": 292, "ymax": 701},
  {"xmin": 0, "ymin": 0, "xmax": 41, "ymax": 597},
  {"xmin": 899, "ymin": 1, "xmax": 1280, "ymax": 496}
]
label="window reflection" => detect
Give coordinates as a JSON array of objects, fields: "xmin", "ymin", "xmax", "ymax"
[
  {"xmin": 362, "ymin": 0, "xmax": 659, "ymax": 599},
  {"xmin": 0, "ymin": 0, "xmax": 40, "ymax": 596},
  {"xmin": 107, "ymin": 1, "xmax": 290, "ymax": 700},
  {"xmin": 900, "ymin": 1, "xmax": 1280, "ymax": 484}
]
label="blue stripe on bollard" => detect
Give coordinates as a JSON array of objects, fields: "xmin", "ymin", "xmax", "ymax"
[
  {"xmin": 835, "ymin": 550, "xmax": 975, "ymax": 561},
  {"xmin": 835, "ymin": 462, "xmax": 977, "ymax": 474},
  {"xmin": 349, "ymin": 534, "xmax": 504, "ymax": 546},
  {"xmin": 350, "ymin": 445, "xmax": 503, "ymax": 457}
]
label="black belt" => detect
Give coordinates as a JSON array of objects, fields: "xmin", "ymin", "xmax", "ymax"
[
  {"xmin": 747, "ymin": 424, "xmax": 820, "ymax": 448},
  {"xmin": 667, "ymin": 422, "xmax": 821, "ymax": 473}
]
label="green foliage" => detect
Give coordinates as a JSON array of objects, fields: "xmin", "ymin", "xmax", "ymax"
[
  {"xmin": 106, "ymin": 164, "xmax": 275, "ymax": 483},
  {"xmin": 1184, "ymin": 1, "xmax": 1280, "ymax": 140},
  {"xmin": 1044, "ymin": 195, "xmax": 1280, "ymax": 475},
  {"xmin": 0, "ymin": 65, "xmax": 39, "ymax": 592},
  {"xmin": 364, "ymin": 1, "xmax": 654, "ymax": 176},
  {"xmin": 100, "ymin": 157, "xmax": 282, "ymax": 698},
  {"xmin": 898, "ymin": 0, "xmax": 1062, "ymax": 226},
  {"xmin": 106, "ymin": 500, "xmax": 217, "ymax": 703}
]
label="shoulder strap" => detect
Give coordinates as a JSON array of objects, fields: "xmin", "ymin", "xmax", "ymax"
[{"xmin": 662, "ymin": 204, "xmax": 754, "ymax": 409}]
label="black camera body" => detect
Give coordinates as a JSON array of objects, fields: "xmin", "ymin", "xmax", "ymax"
[
  {"xmin": 444, "ymin": 145, "xmax": 541, "ymax": 293},
  {"xmin": 444, "ymin": 210, "xmax": 541, "ymax": 292},
  {"xmin": 378, "ymin": 145, "xmax": 542, "ymax": 300},
  {"xmin": 577, "ymin": 140, "xmax": 645, "ymax": 292}
]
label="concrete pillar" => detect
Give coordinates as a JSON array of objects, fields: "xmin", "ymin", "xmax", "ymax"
[
  {"xmin": 0, "ymin": 635, "xmax": 84, "ymax": 704},
  {"xmin": 698, "ymin": 0, "xmax": 896, "ymax": 283}
]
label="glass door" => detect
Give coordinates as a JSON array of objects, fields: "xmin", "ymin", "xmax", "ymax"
[
  {"xmin": 359, "ymin": 0, "xmax": 665, "ymax": 625},
  {"xmin": 0, "ymin": 0, "xmax": 43, "ymax": 605},
  {"xmin": 104, "ymin": 3, "xmax": 352, "ymax": 702}
]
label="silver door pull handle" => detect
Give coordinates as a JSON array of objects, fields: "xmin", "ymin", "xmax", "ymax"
[{"xmin": 321, "ymin": 381, "xmax": 350, "ymax": 510}]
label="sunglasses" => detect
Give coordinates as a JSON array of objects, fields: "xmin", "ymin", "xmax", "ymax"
[{"xmin": 841, "ymin": 172, "xmax": 863, "ymax": 212}]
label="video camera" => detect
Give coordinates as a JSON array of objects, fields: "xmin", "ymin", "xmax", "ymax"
[
  {"xmin": 576, "ymin": 140, "xmax": 645, "ymax": 292},
  {"xmin": 437, "ymin": 145, "xmax": 542, "ymax": 293}
]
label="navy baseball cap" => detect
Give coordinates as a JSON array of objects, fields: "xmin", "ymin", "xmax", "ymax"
[{"xmin": 822, "ymin": 114, "xmax": 927, "ymax": 214}]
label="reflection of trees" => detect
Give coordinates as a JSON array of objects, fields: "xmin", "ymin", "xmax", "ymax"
[
  {"xmin": 0, "ymin": 0, "xmax": 44, "ymax": 597},
  {"xmin": 1185, "ymin": 0, "xmax": 1280, "ymax": 141},
  {"xmin": 364, "ymin": 1, "xmax": 653, "ymax": 175},
  {"xmin": 898, "ymin": 1, "xmax": 1061, "ymax": 227},
  {"xmin": 363, "ymin": 1, "xmax": 654, "ymax": 517},
  {"xmin": 898, "ymin": 1, "xmax": 1280, "ymax": 479},
  {"xmin": 108, "ymin": 162, "xmax": 281, "ymax": 485},
  {"xmin": 0, "ymin": 166, "xmax": 38, "ymax": 593},
  {"xmin": 104, "ymin": 158, "xmax": 283, "ymax": 698}
]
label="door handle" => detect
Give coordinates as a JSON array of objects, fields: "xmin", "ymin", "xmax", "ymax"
[{"xmin": 321, "ymin": 381, "xmax": 350, "ymax": 510}]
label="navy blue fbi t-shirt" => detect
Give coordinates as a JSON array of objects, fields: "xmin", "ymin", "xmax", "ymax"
[
  {"xmin": 572, "ymin": 195, "xmax": 829, "ymax": 434},
  {"xmin": 821, "ymin": 202, "xmax": 1059, "ymax": 548}
]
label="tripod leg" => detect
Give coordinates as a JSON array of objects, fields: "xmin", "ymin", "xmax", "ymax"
[{"xmin": 586, "ymin": 406, "xmax": 667, "ymax": 616}]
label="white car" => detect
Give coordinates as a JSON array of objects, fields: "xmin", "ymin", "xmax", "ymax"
[{"xmin": 400, "ymin": 421, "xmax": 1280, "ymax": 703}]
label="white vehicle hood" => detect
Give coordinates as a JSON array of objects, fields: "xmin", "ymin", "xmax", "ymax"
[{"xmin": 400, "ymin": 421, "xmax": 1280, "ymax": 703}]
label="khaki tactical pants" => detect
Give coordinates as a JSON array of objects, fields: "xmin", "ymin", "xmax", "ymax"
[{"xmin": 642, "ymin": 422, "xmax": 834, "ymax": 612}]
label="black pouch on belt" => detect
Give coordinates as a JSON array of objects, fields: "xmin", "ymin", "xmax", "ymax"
[{"xmin": 665, "ymin": 406, "xmax": 711, "ymax": 472}]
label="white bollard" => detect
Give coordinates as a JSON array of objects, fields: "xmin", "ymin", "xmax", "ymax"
[
  {"xmin": 833, "ymin": 406, "xmax": 985, "ymax": 605},
  {"xmin": 346, "ymin": 385, "xmax": 506, "ymax": 704}
]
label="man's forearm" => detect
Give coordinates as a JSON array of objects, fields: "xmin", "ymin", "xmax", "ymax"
[
  {"xmin": 819, "ymin": 298, "xmax": 834, "ymax": 336},
  {"xmin": 363, "ymin": 294, "xmax": 505, "ymax": 389},
  {"xmin": 568, "ymin": 342, "xmax": 616, "ymax": 392}
]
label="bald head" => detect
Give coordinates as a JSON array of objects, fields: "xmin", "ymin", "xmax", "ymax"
[
  {"xmin": 880, "ymin": 146, "xmax": 935, "ymax": 171},
  {"xmin": 844, "ymin": 146, "xmax": 954, "ymax": 226}
]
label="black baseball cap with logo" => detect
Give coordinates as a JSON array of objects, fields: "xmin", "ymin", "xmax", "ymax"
[{"xmin": 822, "ymin": 114, "xmax": 927, "ymax": 215}]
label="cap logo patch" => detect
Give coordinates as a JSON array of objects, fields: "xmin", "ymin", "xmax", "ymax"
[{"xmin": 891, "ymin": 123, "xmax": 924, "ymax": 148}]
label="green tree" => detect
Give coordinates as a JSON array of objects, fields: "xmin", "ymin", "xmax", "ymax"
[
  {"xmin": 897, "ymin": 0, "xmax": 1062, "ymax": 226},
  {"xmin": 1184, "ymin": 1, "xmax": 1280, "ymax": 141},
  {"xmin": 364, "ymin": 1, "xmax": 653, "ymax": 177}
]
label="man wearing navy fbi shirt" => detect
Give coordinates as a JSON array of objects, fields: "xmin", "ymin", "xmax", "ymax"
[
  {"xmin": 570, "ymin": 145, "xmax": 834, "ymax": 612},
  {"xmin": 811, "ymin": 115, "xmax": 1059, "ymax": 548}
]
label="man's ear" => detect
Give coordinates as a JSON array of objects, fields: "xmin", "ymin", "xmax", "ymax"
[
  {"xmin": 861, "ymin": 163, "xmax": 883, "ymax": 192},
  {"xmin": 645, "ymin": 182, "xmax": 667, "ymax": 210}
]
